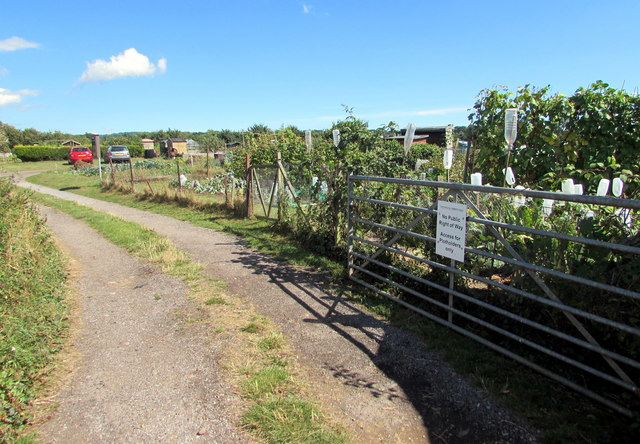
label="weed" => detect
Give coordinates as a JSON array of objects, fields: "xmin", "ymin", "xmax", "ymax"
[
  {"xmin": 257, "ymin": 335, "xmax": 285, "ymax": 352},
  {"xmin": 241, "ymin": 366, "xmax": 290, "ymax": 400},
  {"xmin": 241, "ymin": 322, "xmax": 265, "ymax": 334},
  {"xmin": 242, "ymin": 396, "xmax": 348, "ymax": 444},
  {"xmin": 204, "ymin": 296, "xmax": 227, "ymax": 305}
]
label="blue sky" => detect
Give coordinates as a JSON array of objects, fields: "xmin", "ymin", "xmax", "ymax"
[{"xmin": 1, "ymin": 0, "xmax": 639, "ymax": 134}]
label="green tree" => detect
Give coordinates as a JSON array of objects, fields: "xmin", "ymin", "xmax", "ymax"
[
  {"xmin": 248, "ymin": 123, "xmax": 271, "ymax": 134},
  {"xmin": 0, "ymin": 124, "xmax": 10, "ymax": 152}
]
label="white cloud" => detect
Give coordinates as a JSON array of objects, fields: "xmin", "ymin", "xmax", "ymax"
[
  {"xmin": 79, "ymin": 48, "xmax": 167, "ymax": 82},
  {"xmin": 0, "ymin": 37, "xmax": 40, "ymax": 52},
  {"xmin": 303, "ymin": 4, "xmax": 311, "ymax": 14},
  {"xmin": 0, "ymin": 88, "xmax": 38, "ymax": 106}
]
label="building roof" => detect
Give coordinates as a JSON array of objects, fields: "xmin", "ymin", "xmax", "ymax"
[
  {"xmin": 385, "ymin": 135, "xmax": 430, "ymax": 141},
  {"xmin": 399, "ymin": 126, "xmax": 452, "ymax": 135}
]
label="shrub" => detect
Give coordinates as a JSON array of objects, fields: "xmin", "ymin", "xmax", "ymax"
[{"xmin": 13, "ymin": 145, "xmax": 69, "ymax": 162}]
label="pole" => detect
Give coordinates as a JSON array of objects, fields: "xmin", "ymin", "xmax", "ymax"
[
  {"xmin": 502, "ymin": 145, "xmax": 513, "ymax": 188},
  {"xmin": 245, "ymin": 154, "xmax": 253, "ymax": 218},
  {"xmin": 206, "ymin": 146, "xmax": 210, "ymax": 178},
  {"xmin": 91, "ymin": 134, "xmax": 102, "ymax": 183},
  {"xmin": 177, "ymin": 160, "xmax": 182, "ymax": 192},
  {"xmin": 129, "ymin": 158, "xmax": 134, "ymax": 189},
  {"xmin": 276, "ymin": 152, "xmax": 285, "ymax": 221}
]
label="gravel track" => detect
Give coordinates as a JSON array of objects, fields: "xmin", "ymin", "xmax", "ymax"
[{"xmin": 15, "ymin": 173, "xmax": 540, "ymax": 444}]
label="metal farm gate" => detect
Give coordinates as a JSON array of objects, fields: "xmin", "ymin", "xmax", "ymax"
[{"xmin": 347, "ymin": 175, "xmax": 640, "ymax": 416}]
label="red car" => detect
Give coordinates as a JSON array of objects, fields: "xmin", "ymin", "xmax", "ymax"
[{"xmin": 68, "ymin": 146, "xmax": 94, "ymax": 164}]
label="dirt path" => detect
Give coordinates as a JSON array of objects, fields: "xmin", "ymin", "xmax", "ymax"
[
  {"xmin": 15, "ymin": 174, "xmax": 539, "ymax": 444},
  {"xmin": 32, "ymin": 205, "xmax": 250, "ymax": 443}
]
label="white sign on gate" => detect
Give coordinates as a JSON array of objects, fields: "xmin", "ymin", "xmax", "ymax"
[{"xmin": 436, "ymin": 201, "xmax": 467, "ymax": 262}]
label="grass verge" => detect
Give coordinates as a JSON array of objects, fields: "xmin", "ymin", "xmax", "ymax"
[
  {"xmin": 28, "ymin": 190, "xmax": 348, "ymax": 443},
  {"xmin": 0, "ymin": 180, "xmax": 69, "ymax": 442}
]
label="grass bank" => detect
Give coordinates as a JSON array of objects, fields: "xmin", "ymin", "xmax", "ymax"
[
  {"xmin": 0, "ymin": 179, "xmax": 69, "ymax": 441},
  {"xmin": 29, "ymin": 191, "xmax": 348, "ymax": 443}
]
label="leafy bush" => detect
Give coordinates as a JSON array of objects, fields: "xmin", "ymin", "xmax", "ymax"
[
  {"xmin": 13, "ymin": 145, "xmax": 69, "ymax": 162},
  {"xmin": 127, "ymin": 144, "xmax": 143, "ymax": 158},
  {"xmin": 468, "ymin": 82, "xmax": 640, "ymax": 197}
]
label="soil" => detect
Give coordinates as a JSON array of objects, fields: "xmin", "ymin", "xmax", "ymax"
[{"xmin": 13, "ymin": 172, "xmax": 540, "ymax": 444}]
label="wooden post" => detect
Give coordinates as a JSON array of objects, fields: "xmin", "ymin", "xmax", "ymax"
[
  {"xmin": 206, "ymin": 146, "xmax": 211, "ymax": 178},
  {"xmin": 253, "ymin": 168, "xmax": 268, "ymax": 216},
  {"xmin": 462, "ymin": 138, "xmax": 472, "ymax": 183},
  {"xmin": 109, "ymin": 157, "xmax": 115, "ymax": 184},
  {"xmin": 245, "ymin": 154, "xmax": 253, "ymax": 218},
  {"xmin": 230, "ymin": 175, "xmax": 235, "ymax": 208},
  {"xmin": 177, "ymin": 160, "xmax": 182, "ymax": 192},
  {"xmin": 129, "ymin": 158, "xmax": 135, "ymax": 190},
  {"xmin": 223, "ymin": 174, "xmax": 229, "ymax": 206}
]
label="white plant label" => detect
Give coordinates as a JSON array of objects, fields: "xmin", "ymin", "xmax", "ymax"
[{"xmin": 436, "ymin": 201, "xmax": 467, "ymax": 263}]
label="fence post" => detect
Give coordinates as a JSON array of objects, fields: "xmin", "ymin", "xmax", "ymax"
[
  {"xmin": 230, "ymin": 175, "xmax": 235, "ymax": 208},
  {"xmin": 223, "ymin": 174, "xmax": 228, "ymax": 206},
  {"xmin": 245, "ymin": 154, "xmax": 253, "ymax": 218},
  {"xmin": 177, "ymin": 159, "xmax": 182, "ymax": 192},
  {"xmin": 129, "ymin": 158, "xmax": 135, "ymax": 189},
  {"xmin": 347, "ymin": 175, "xmax": 354, "ymax": 277},
  {"xmin": 276, "ymin": 152, "xmax": 285, "ymax": 221},
  {"xmin": 90, "ymin": 134, "xmax": 102, "ymax": 184},
  {"xmin": 109, "ymin": 157, "xmax": 115, "ymax": 184},
  {"xmin": 206, "ymin": 147, "xmax": 211, "ymax": 178}
]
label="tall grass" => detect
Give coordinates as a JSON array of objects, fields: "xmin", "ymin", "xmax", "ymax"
[{"xmin": 0, "ymin": 180, "xmax": 68, "ymax": 441}]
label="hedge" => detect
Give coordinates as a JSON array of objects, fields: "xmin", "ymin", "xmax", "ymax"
[
  {"xmin": 13, "ymin": 144, "xmax": 144, "ymax": 162},
  {"xmin": 13, "ymin": 146, "xmax": 70, "ymax": 162}
]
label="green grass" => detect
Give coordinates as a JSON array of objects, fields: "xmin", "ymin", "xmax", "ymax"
[
  {"xmin": 204, "ymin": 296, "xmax": 227, "ymax": 305},
  {"xmin": 243, "ymin": 397, "xmax": 348, "ymax": 444},
  {"xmin": 0, "ymin": 180, "xmax": 69, "ymax": 441},
  {"xmin": 257, "ymin": 334, "xmax": 285, "ymax": 352},
  {"xmin": 241, "ymin": 321, "xmax": 266, "ymax": 334},
  {"xmin": 0, "ymin": 159, "xmax": 69, "ymax": 173},
  {"xmin": 241, "ymin": 366, "xmax": 290, "ymax": 400}
]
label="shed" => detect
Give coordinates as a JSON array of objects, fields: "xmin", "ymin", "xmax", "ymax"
[
  {"xmin": 158, "ymin": 138, "xmax": 188, "ymax": 157},
  {"xmin": 61, "ymin": 140, "xmax": 82, "ymax": 147},
  {"xmin": 141, "ymin": 138, "xmax": 154, "ymax": 151}
]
